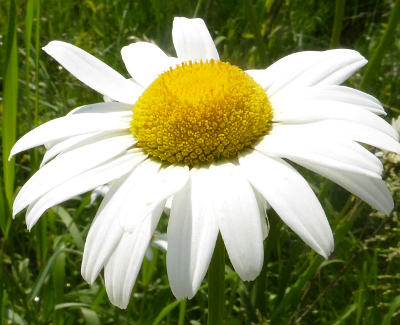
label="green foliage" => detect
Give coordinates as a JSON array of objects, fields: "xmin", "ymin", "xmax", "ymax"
[{"xmin": 0, "ymin": 0, "xmax": 399, "ymax": 324}]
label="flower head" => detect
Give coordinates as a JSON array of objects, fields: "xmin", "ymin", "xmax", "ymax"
[{"xmin": 11, "ymin": 17, "xmax": 400, "ymax": 308}]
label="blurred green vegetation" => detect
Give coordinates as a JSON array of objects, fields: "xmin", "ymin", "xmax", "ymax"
[{"xmin": 1, "ymin": 0, "xmax": 399, "ymax": 324}]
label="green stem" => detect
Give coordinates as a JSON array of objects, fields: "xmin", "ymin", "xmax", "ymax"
[
  {"xmin": 178, "ymin": 300, "xmax": 186, "ymax": 325},
  {"xmin": 330, "ymin": 0, "xmax": 346, "ymax": 48},
  {"xmin": 360, "ymin": 0, "xmax": 400, "ymax": 92},
  {"xmin": 208, "ymin": 234, "xmax": 225, "ymax": 325}
]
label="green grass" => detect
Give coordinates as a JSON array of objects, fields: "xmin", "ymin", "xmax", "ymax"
[{"xmin": 1, "ymin": 0, "xmax": 400, "ymax": 324}]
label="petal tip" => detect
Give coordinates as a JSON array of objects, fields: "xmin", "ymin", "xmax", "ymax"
[
  {"xmin": 382, "ymin": 200, "xmax": 394, "ymax": 216},
  {"xmin": 8, "ymin": 150, "xmax": 14, "ymax": 161},
  {"xmin": 13, "ymin": 204, "xmax": 23, "ymax": 218},
  {"xmin": 108, "ymin": 296, "xmax": 129, "ymax": 309},
  {"xmin": 42, "ymin": 40, "xmax": 60, "ymax": 53},
  {"xmin": 81, "ymin": 270, "xmax": 95, "ymax": 285}
]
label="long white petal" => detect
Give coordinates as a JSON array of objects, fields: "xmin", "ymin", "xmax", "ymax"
[
  {"xmin": 67, "ymin": 102, "xmax": 133, "ymax": 115},
  {"xmin": 246, "ymin": 51, "xmax": 322, "ymax": 89},
  {"xmin": 288, "ymin": 158, "xmax": 394, "ymax": 215},
  {"xmin": 81, "ymin": 177, "xmax": 128, "ymax": 284},
  {"xmin": 10, "ymin": 113, "xmax": 131, "ymax": 157},
  {"xmin": 13, "ymin": 134, "xmax": 135, "ymax": 216},
  {"xmin": 121, "ymin": 42, "xmax": 179, "ymax": 88},
  {"xmin": 272, "ymin": 49, "xmax": 365, "ymax": 91},
  {"xmin": 82, "ymin": 159, "xmax": 182, "ymax": 287},
  {"xmin": 118, "ymin": 159, "xmax": 190, "ymax": 232},
  {"xmin": 104, "ymin": 203, "xmax": 164, "ymax": 309},
  {"xmin": 41, "ymin": 132, "xmax": 103, "ymax": 166},
  {"xmin": 246, "ymin": 50, "xmax": 366, "ymax": 97},
  {"xmin": 26, "ymin": 150, "xmax": 147, "ymax": 229},
  {"xmin": 270, "ymin": 85, "xmax": 385, "ymax": 115},
  {"xmin": 256, "ymin": 134, "xmax": 383, "ymax": 179},
  {"xmin": 254, "ymin": 188, "xmax": 269, "ymax": 239},
  {"xmin": 240, "ymin": 151, "xmax": 334, "ymax": 258},
  {"xmin": 172, "ymin": 17, "xmax": 219, "ymax": 61},
  {"xmin": 43, "ymin": 104, "xmax": 132, "ymax": 152},
  {"xmin": 43, "ymin": 41, "xmax": 142, "ymax": 104},
  {"xmin": 270, "ymin": 121, "xmax": 400, "ymax": 154},
  {"xmin": 272, "ymin": 100, "xmax": 397, "ymax": 139},
  {"xmin": 213, "ymin": 162, "xmax": 264, "ymax": 280},
  {"xmin": 167, "ymin": 170, "xmax": 219, "ymax": 300}
]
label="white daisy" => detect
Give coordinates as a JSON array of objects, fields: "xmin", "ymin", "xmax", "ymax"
[{"xmin": 11, "ymin": 17, "xmax": 400, "ymax": 309}]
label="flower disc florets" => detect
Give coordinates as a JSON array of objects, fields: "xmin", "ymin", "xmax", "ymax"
[{"xmin": 131, "ymin": 60, "xmax": 273, "ymax": 166}]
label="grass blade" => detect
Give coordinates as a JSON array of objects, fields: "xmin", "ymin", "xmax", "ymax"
[
  {"xmin": 330, "ymin": 0, "xmax": 346, "ymax": 48},
  {"xmin": 382, "ymin": 295, "xmax": 400, "ymax": 325},
  {"xmin": 152, "ymin": 300, "xmax": 181, "ymax": 325},
  {"xmin": 2, "ymin": 0, "xmax": 18, "ymax": 207},
  {"xmin": 360, "ymin": 0, "xmax": 400, "ymax": 92},
  {"xmin": 55, "ymin": 206, "xmax": 85, "ymax": 250}
]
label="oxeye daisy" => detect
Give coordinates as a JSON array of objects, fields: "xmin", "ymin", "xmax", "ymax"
[{"xmin": 11, "ymin": 17, "xmax": 400, "ymax": 309}]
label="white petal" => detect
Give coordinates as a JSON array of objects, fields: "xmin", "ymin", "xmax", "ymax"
[
  {"xmin": 253, "ymin": 188, "xmax": 269, "ymax": 239},
  {"xmin": 43, "ymin": 41, "xmax": 142, "ymax": 104},
  {"xmin": 247, "ymin": 50, "xmax": 366, "ymax": 97},
  {"xmin": 90, "ymin": 184, "xmax": 110, "ymax": 204},
  {"xmin": 163, "ymin": 197, "xmax": 173, "ymax": 215},
  {"xmin": 10, "ymin": 113, "xmax": 131, "ymax": 158},
  {"xmin": 271, "ymin": 85, "xmax": 385, "ymax": 115},
  {"xmin": 45, "ymin": 105, "xmax": 131, "ymax": 151},
  {"xmin": 104, "ymin": 203, "xmax": 164, "ymax": 309},
  {"xmin": 68, "ymin": 102, "xmax": 133, "ymax": 115},
  {"xmin": 117, "ymin": 160, "xmax": 190, "ymax": 232},
  {"xmin": 42, "ymin": 104, "xmax": 131, "ymax": 151},
  {"xmin": 152, "ymin": 233, "xmax": 168, "ymax": 252},
  {"xmin": 167, "ymin": 170, "xmax": 219, "ymax": 299},
  {"xmin": 121, "ymin": 42, "xmax": 179, "ymax": 88},
  {"xmin": 256, "ymin": 134, "xmax": 383, "ymax": 179},
  {"xmin": 276, "ymin": 49, "xmax": 366, "ymax": 89},
  {"xmin": 240, "ymin": 151, "xmax": 334, "ymax": 258},
  {"xmin": 13, "ymin": 133, "xmax": 135, "ymax": 216},
  {"xmin": 81, "ymin": 178, "xmax": 128, "ymax": 284},
  {"xmin": 212, "ymin": 162, "xmax": 264, "ymax": 280},
  {"xmin": 270, "ymin": 121, "xmax": 400, "ymax": 154},
  {"xmin": 25, "ymin": 150, "xmax": 147, "ymax": 229},
  {"xmin": 41, "ymin": 132, "xmax": 102, "ymax": 166},
  {"xmin": 172, "ymin": 17, "xmax": 219, "ymax": 61},
  {"xmin": 288, "ymin": 158, "xmax": 394, "ymax": 215},
  {"xmin": 272, "ymin": 99, "xmax": 397, "ymax": 139},
  {"xmin": 246, "ymin": 51, "xmax": 322, "ymax": 89}
]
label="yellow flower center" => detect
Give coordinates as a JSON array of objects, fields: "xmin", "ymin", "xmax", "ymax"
[{"xmin": 131, "ymin": 60, "xmax": 273, "ymax": 166}]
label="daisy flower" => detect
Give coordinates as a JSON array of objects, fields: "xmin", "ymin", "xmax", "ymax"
[{"xmin": 11, "ymin": 17, "xmax": 400, "ymax": 309}]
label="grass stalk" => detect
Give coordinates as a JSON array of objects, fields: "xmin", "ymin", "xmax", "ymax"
[
  {"xmin": 360, "ymin": 0, "xmax": 400, "ymax": 92},
  {"xmin": 2, "ymin": 0, "xmax": 18, "ymax": 208},
  {"xmin": 330, "ymin": 0, "xmax": 346, "ymax": 48}
]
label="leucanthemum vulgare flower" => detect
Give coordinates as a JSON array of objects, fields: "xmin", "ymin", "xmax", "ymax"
[{"xmin": 11, "ymin": 17, "xmax": 400, "ymax": 309}]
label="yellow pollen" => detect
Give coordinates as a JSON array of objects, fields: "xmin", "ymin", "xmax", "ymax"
[{"xmin": 131, "ymin": 60, "xmax": 273, "ymax": 166}]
